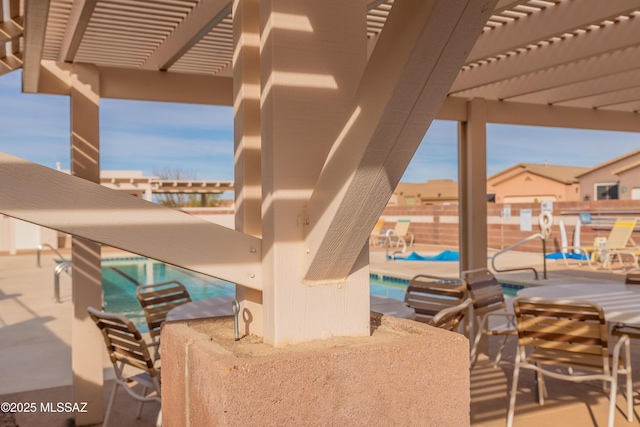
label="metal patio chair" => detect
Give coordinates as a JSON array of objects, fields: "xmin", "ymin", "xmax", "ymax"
[
  {"xmin": 508, "ymin": 297, "xmax": 633, "ymax": 427},
  {"xmin": 463, "ymin": 268, "xmax": 517, "ymax": 368},
  {"xmin": 137, "ymin": 280, "xmax": 192, "ymax": 361},
  {"xmin": 404, "ymin": 274, "xmax": 467, "ymax": 325},
  {"xmin": 88, "ymin": 307, "xmax": 162, "ymax": 427}
]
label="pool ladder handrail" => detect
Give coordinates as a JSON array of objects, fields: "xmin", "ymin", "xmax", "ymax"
[
  {"xmin": 491, "ymin": 232, "xmax": 545, "ymax": 280},
  {"xmin": 54, "ymin": 260, "xmax": 72, "ymax": 303},
  {"xmin": 37, "ymin": 243, "xmax": 68, "ymax": 267}
]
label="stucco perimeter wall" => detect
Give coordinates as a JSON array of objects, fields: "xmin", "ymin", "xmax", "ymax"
[
  {"xmin": 382, "ymin": 200, "xmax": 640, "ymax": 253},
  {"xmin": 162, "ymin": 315, "xmax": 470, "ymax": 426}
]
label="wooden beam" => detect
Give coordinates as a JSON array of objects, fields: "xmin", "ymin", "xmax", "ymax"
[
  {"xmin": 22, "ymin": 0, "xmax": 51, "ymax": 93},
  {"xmin": 37, "ymin": 61, "xmax": 233, "ymax": 105},
  {"xmin": 558, "ymin": 86, "xmax": 640, "ymax": 109},
  {"xmin": 454, "ymin": 45, "xmax": 640, "ymax": 101},
  {"xmin": 483, "ymin": 98, "xmax": 640, "ymax": 132},
  {"xmin": 57, "ymin": 0, "xmax": 99, "ymax": 62},
  {"xmin": 452, "ymin": 12, "xmax": 640, "ymax": 93},
  {"xmin": 437, "ymin": 96, "xmax": 640, "ymax": 130},
  {"xmin": 467, "ymin": 0, "xmax": 640, "ymax": 63},
  {"xmin": 0, "ymin": 20, "xmax": 23, "ymax": 44},
  {"xmin": 0, "ymin": 152, "xmax": 262, "ymax": 290},
  {"xmin": 509, "ymin": 68, "xmax": 640, "ymax": 105},
  {"xmin": 303, "ymin": 0, "xmax": 496, "ymax": 281},
  {"xmin": 99, "ymin": 66, "xmax": 233, "ymax": 105},
  {"xmin": 141, "ymin": 0, "xmax": 231, "ymax": 71},
  {"xmin": 492, "ymin": 0, "xmax": 526, "ymax": 15}
]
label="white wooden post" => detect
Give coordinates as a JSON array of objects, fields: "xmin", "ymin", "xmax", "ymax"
[
  {"xmin": 233, "ymin": 0, "xmax": 263, "ymax": 337},
  {"xmin": 458, "ymin": 98, "xmax": 488, "ymax": 272},
  {"xmin": 259, "ymin": 0, "xmax": 370, "ymax": 345},
  {"xmin": 69, "ymin": 63, "xmax": 103, "ymax": 426}
]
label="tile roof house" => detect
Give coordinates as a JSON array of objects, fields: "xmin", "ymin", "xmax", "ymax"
[
  {"xmin": 487, "ymin": 163, "xmax": 589, "ymax": 204},
  {"xmin": 391, "ymin": 179, "xmax": 459, "ymax": 206},
  {"xmin": 576, "ymin": 149, "xmax": 640, "ymax": 201}
]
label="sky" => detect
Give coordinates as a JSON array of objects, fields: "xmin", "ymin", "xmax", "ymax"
[{"xmin": 0, "ymin": 70, "xmax": 638, "ymax": 184}]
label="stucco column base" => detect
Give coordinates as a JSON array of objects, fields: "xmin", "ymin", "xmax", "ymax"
[{"xmin": 162, "ymin": 313, "xmax": 470, "ymax": 426}]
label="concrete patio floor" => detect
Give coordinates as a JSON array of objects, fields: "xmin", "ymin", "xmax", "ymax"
[{"xmin": 0, "ymin": 245, "xmax": 638, "ymax": 426}]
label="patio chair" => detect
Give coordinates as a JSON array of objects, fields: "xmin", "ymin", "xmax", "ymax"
[
  {"xmin": 88, "ymin": 307, "xmax": 162, "ymax": 427},
  {"xmin": 404, "ymin": 274, "xmax": 467, "ymax": 325},
  {"xmin": 384, "ymin": 219, "xmax": 414, "ymax": 247},
  {"xmin": 137, "ymin": 280, "xmax": 192, "ymax": 361},
  {"xmin": 463, "ymin": 268, "xmax": 516, "ymax": 368},
  {"xmin": 583, "ymin": 218, "xmax": 639, "ymax": 271},
  {"xmin": 428, "ymin": 298, "xmax": 472, "ymax": 333},
  {"xmin": 369, "ymin": 218, "xmax": 386, "ymax": 246},
  {"xmin": 507, "ymin": 297, "xmax": 633, "ymax": 427}
]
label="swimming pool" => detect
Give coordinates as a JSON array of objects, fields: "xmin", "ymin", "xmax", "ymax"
[
  {"xmin": 101, "ymin": 258, "xmax": 524, "ymax": 331},
  {"xmin": 102, "ymin": 258, "xmax": 234, "ymax": 331}
]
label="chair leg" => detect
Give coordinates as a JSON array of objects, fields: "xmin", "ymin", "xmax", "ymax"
[
  {"xmin": 136, "ymin": 386, "xmax": 148, "ymax": 419},
  {"xmin": 626, "ymin": 368, "xmax": 634, "ymax": 423},
  {"xmin": 537, "ymin": 370, "xmax": 546, "ymax": 406},
  {"xmin": 493, "ymin": 335, "xmax": 510, "ymax": 368},
  {"xmin": 469, "ymin": 315, "xmax": 488, "ymax": 368},
  {"xmin": 104, "ymin": 381, "xmax": 119, "ymax": 427},
  {"xmin": 607, "ymin": 377, "xmax": 618, "ymax": 427},
  {"xmin": 625, "ymin": 344, "xmax": 634, "ymax": 423},
  {"xmin": 507, "ymin": 358, "xmax": 521, "ymax": 427}
]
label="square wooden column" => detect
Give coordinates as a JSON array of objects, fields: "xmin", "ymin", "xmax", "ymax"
[
  {"xmin": 259, "ymin": 0, "xmax": 369, "ymax": 345},
  {"xmin": 458, "ymin": 98, "xmax": 488, "ymax": 273},
  {"xmin": 70, "ymin": 63, "xmax": 104, "ymax": 426},
  {"xmin": 233, "ymin": 0, "xmax": 263, "ymax": 337}
]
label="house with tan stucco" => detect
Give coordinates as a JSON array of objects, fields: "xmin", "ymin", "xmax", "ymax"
[
  {"xmin": 487, "ymin": 163, "xmax": 588, "ymax": 204},
  {"xmin": 390, "ymin": 179, "xmax": 458, "ymax": 206},
  {"xmin": 576, "ymin": 149, "xmax": 640, "ymax": 201}
]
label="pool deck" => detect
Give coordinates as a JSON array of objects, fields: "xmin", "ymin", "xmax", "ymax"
[{"xmin": 0, "ymin": 245, "xmax": 638, "ymax": 426}]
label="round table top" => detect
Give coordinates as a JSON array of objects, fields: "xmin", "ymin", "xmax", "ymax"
[
  {"xmin": 517, "ymin": 283, "xmax": 640, "ymax": 324},
  {"xmin": 166, "ymin": 295, "xmax": 235, "ymax": 322}
]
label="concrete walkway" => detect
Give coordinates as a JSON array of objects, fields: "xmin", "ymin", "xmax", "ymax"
[{"xmin": 0, "ymin": 246, "xmax": 637, "ymax": 426}]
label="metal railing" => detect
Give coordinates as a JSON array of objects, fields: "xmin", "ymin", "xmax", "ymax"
[
  {"xmin": 491, "ymin": 233, "xmax": 545, "ymax": 280},
  {"xmin": 54, "ymin": 260, "xmax": 72, "ymax": 303},
  {"xmin": 37, "ymin": 244, "xmax": 68, "ymax": 267}
]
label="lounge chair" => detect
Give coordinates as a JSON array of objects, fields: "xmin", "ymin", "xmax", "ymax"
[
  {"xmin": 369, "ymin": 218, "xmax": 386, "ymax": 246},
  {"xmin": 463, "ymin": 268, "xmax": 516, "ymax": 368},
  {"xmin": 385, "ymin": 219, "xmax": 414, "ymax": 247},
  {"xmin": 582, "ymin": 218, "xmax": 639, "ymax": 271},
  {"xmin": 508, "ymin": 297, "xmax": 633, "ymax": 427},
  {"xmin": 137, "ymin": 280, "xmax": 192, "ymax": 361},
  {"xmin": 404, "ymin": 274, "xmax": 467, "ymax": 325},
  {"xmin": 88, "ymin": 307, "xmax": 162, "ymax": 427}
]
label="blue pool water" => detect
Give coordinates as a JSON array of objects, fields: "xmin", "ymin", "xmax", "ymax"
[
  {"xmin": 101, "ymin": 258, "xmax": 524, "ymax": 331},
  {"xmin": 102, "ymin": 258, "xmax": 234, "ymax": 331}
]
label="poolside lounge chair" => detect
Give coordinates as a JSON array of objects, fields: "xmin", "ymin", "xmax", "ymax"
[
  {"xmin": 428, "ymin": 298, "xmax": 472, "ymax": 333},
  {"xmin": 404, "ymin": 274, "xmax": 467, "ymax": 325},
  {"xmin": 369, "ymin": 218, "xmax": 386, "ymax": 246},
  {"xmin": 507, "ymin": 297, "xmax": 633, "ymax": 427},
  {"xmin": 88, "ymin": 307, "xmax": 162, "ymax": 427},
  {"xmin": 582, "ymin": 218, "xmax": 639, "ymax": 271},
  {"xmin": 137, "ymin": 280, "xmax": 192, "ymax": 361},
  {"xmin": 385, "ymin": 219, "xmax": 414, "ymax": 247},
  {"xmin": 463, "ymin": 268, "xmax": 517, "ymax": 368}
]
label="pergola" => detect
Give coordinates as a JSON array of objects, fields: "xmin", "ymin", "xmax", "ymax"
[{"xmin": 2, "ymin": 0, "xmax": 640, "ymax": 424}]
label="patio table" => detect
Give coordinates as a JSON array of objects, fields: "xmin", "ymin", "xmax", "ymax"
[
  {"xmin": 517, "ymin": 283, "xmax": 640, "ymax": 324},
  {"xmin": 167, "ymin": 295, "xmax": 415, "ymax": 322}
]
